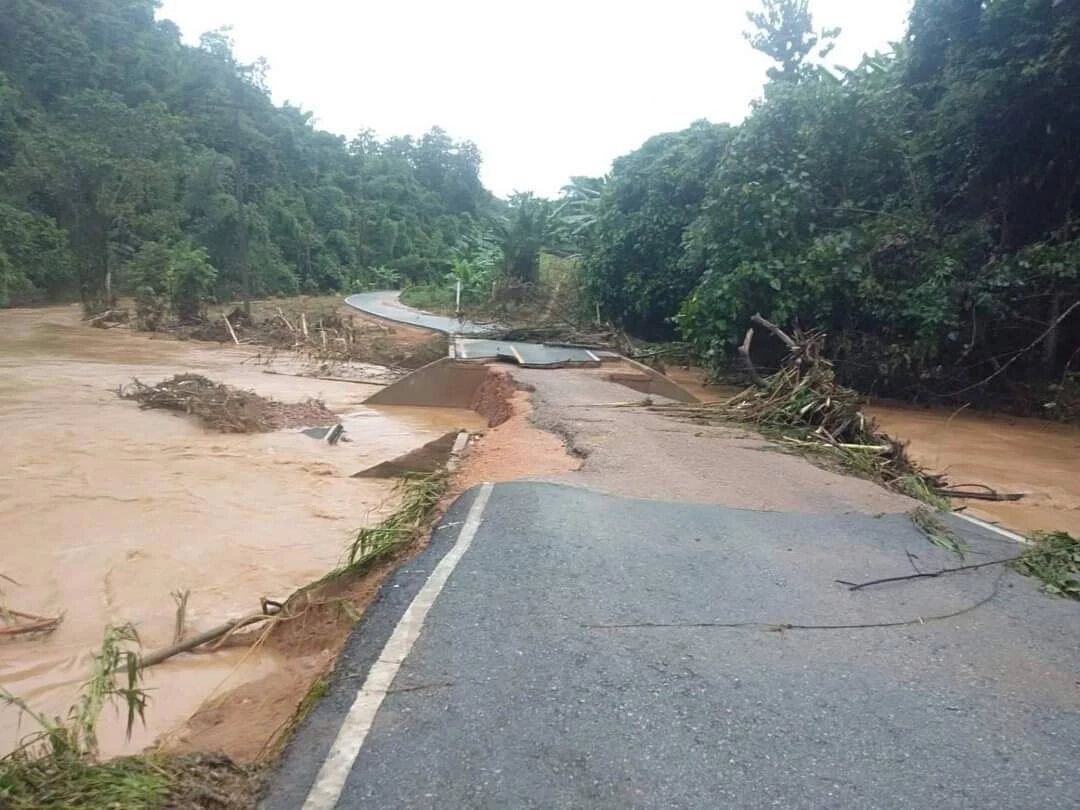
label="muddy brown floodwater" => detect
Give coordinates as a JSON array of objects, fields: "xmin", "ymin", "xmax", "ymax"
[
  {"xmin": 0, "ymin": 305, "xmax": 485, "ymax": 757},
  {"xmin": 867, "ymin": 402, "xmax": 1080, "ymax": 537}
]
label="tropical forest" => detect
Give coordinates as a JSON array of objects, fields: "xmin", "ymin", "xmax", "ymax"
[{"xmin": 2, "ymin": 0, "xmax": 1079, "ymax": 417}]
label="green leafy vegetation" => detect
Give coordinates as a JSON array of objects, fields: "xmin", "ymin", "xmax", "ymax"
[
  {"xmin": 345, "ymin": 474, "xmax": 448, "ymax": 571},
  {"xmin": 1012, "ymin": 531, "xmax": 1080, "ymax": 600},
  {"xmin": 909, "ymin": 506, "xmax": 967, "ymax": 559},
  {"xmin": 0, "ymin": 0, "xmax": 494, "ymax": 313},
  {"xmin": 578, "ymin": 0, "xmax": 1080, "ymax": 414},
  {"xmin": 0, "ymin": 623, "xmax": 162, "ymax": 809}
]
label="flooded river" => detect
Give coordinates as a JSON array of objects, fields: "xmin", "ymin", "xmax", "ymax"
[
  {"xmin": 866, "ymin": 403, "xmax": 1080, "ymax": 537},
  {"xmin": 0, "ymin": 306, "xmax": 484, "ymax": 756}
]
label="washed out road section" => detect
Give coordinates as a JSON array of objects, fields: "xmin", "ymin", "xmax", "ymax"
[{"xmin": 267, "ymin": 481, "xmax": 1080, "ymax": 810}]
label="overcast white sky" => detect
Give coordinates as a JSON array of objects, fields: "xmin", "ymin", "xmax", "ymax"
[{"xmin": 157, "ymin": 0, "xmax": 912, "ymax": 197}]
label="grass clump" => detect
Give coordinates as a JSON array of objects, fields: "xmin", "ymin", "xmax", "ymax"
[
  {"xmin": 346, "ymin": 473, "xmax": 447, "ymax": 569},
  {"xmin": 0, "ymin": 623, "xmax": 160, "ymax": 809},
  {"xmin": 0, "ymin": 752, "xmax": 169, "ymax": 810},
  {"xmin": 1012, "ymin": 531, "xmax": 1080, "ymax": 600},
  {"xmin": 909, "ymin": 506, "xmax": 967, "ymax": 559}
]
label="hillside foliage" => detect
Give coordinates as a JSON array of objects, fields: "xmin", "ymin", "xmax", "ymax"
[
  {"xmin": 0, "ymin": 0, "xmax": 493, "ymax": 312},
  {"xmin": 579, "ymin": 0, "xmax": 1080, "ymax": 410}
]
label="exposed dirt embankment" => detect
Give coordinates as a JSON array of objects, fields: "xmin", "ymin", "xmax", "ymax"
[
  {"xmin": 469, "ymin": 368, "xmax": 517, "ymax": 427},
  {"xmin": 161, "ymin": 554, "xmax": 404, "ymax": 763},
  {"xmin": 454, "ymin": 368, "xmax": 581, "ymax": 491}
]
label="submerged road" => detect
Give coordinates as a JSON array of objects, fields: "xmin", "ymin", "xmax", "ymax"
[
  {"xmin": 265, "ymin": 482, "xmax": 1080, "ymax": 810},
  {"xmin": 344, "ymin": 291, "xmax": 496, "ymax": 335}
]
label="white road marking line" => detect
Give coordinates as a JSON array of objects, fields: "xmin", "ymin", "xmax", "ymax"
[
  {"xmin": 954, "ymin": 511, "xmax": 1029, "ymax": 544},
  {"xmin": 301, "ymin": 482, "xmax": 495, "ymax": 810}
]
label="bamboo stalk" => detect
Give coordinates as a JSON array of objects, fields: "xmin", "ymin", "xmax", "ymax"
[{"xmin": 222, "ymin": 314, "xmax": 240, "ymax": 345}]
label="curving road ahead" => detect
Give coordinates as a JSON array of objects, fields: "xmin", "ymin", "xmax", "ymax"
[{"xmin": 344, "ymin": 291, "xmax": 497, "ymax": 335}]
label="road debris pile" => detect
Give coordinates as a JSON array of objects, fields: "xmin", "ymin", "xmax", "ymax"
[
  {"xmin": 654, "ymin": 315, "xmax": 945, "ymax": 502},
  {"xmin": 181, "ymin": 304, "xmax": 447, "ymax": 371},
  {"xmin": 120, "ymin": 374, "xmax": 338, "ymax": 433}
]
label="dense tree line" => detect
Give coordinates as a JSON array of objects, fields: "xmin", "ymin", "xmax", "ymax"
[
  {"xmin": 0, "ymin": 0, "xmax": 493, "ymax": 315},
  {"xmin": 581, "ymin": 0, "xmax": 1080, "ymax": 409}
]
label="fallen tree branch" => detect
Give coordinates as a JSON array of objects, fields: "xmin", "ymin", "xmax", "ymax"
[
  {"xmin": 276, "ymin": 308, "xmax": 295, "ymax": 333},
  {"xmin": 0, "ymin": 608, "xmax": 62, "ymax": 637},
  {"xmin": 738, "ymin": 328, "xmax": 765, "ymax": 387},
  {"xmin": 585, "ymin": 580, "xmax": 1001, "ymax": 630},
  {"xmin": 836, "ymin": 555, "xmax": 1027, "ymax": 591},
  {"xmin": 139, "ymin": 607, "xmax": 279, "ymax": 669},
  {"xmin": 0, "ymin": 618, "xmax": 62, "ymax": 636},
  {"xmin": 751, "ymin": 313, "xmax": 797, "ymax": 349},
  {"xmin": 936, "ymin": 485, "xmax": 1025, "ymax": 502},
  {"xmin": 172, "ymin": 589, "xmax": 190, "ymax": 644},
  {"xmin": 222, "ymin": 314, "xmax": 240, "ymax": 345},
  {"xmin": 949, "ymin": 298, "xmax": 1080, "ymax": 395}
]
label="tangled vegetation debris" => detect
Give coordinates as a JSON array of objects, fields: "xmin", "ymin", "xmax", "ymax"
[
  {"xmin": 909, "ymin": 506, "xmax": 967, "ymax": 560},
  {"xmin": 120, "ymin": 374, "xmax": 337, "ymax": 433},
  {"xmin": 1012, "ymin": 532, "xmax": 1080, "ymax": 600},
  {"xmin": 653, "ymin": 316, "xmax": 946, "ymax": 504},
  {"xmin": 176, "ymin": 299, "xmax": 448, "ymax": 373}
]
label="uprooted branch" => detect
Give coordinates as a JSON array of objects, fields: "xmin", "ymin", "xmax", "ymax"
[
  {"xmin": 0, "ymin": 607, "xmax": 62, "ymax": 637},
  {"xmin": 738, "ymin": 328, "xmax": 765, "ymax": 387},
  {"xmin": 139, "ymin": 602, "xmax": 281, "ymax": 670},
  {"xmin": 750, "ymin": 313, "xmax": 796, "ymax": 349}
]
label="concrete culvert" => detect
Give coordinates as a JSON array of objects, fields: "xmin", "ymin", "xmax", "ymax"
[{"xmin": 352, "ymin": 431, "xmax": 462, "ymax": 478}]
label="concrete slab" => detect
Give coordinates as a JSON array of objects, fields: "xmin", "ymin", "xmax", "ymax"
[
  {"xmin": 363, "ymin": 358, "xmax": 489, "ymax": 408},
  {"xmin": 456, "ymin": 338, "xmax": 600, "ymax": 368}
]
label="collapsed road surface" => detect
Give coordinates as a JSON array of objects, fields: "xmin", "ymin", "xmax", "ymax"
[{"xmin": 262, "ymin": 296, "xmax": 1080, "ymax": 809}]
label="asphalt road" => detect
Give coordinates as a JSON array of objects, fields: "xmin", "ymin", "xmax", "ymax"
[
  {"xmin": 344, "ymin": 291, "xmax": 495, "ymax": 335},
  {"xmin": 264, "ymin": 482, "xmax": 1080, "ymax": 810},
  {"xmin": 343, "ymin": 291, "xmax": 605, "ymax": 366}
]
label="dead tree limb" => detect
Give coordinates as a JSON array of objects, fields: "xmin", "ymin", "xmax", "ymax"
[
  {"xmin": 751, "ymin": 313, "xmax": 797, "ymax": 349},
  {"xmin": 222, "ymin": 314, "xmax": 240, "ymax": 345},
  {"xmin": 172, "ymin": 589, "xmax": 190, "ymax": 644},
  {"xmin": 276, "ymin": 308, "xmax": 295, "ymax": 333},
  {"xmin": 0, "ymin": 608, "xmax": 62, "ymax": 637},
  {"xmin": 937, "ymin": 485, "xmax": 1025, "ymax": 502},
  {"xmin": 835, "ymin": 554, "xmax": 1024, "ymax": 591},
  {"xmin": 949, "ymin": 298, "xmax": 1080, "ymax": 395},
  {"xmin": 139, "ymin": 609, "xmax": 277, "ymax": 669},
  {"xmin": 738, "ymin": 328, "xmax": 766, "ymax": 387}
]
